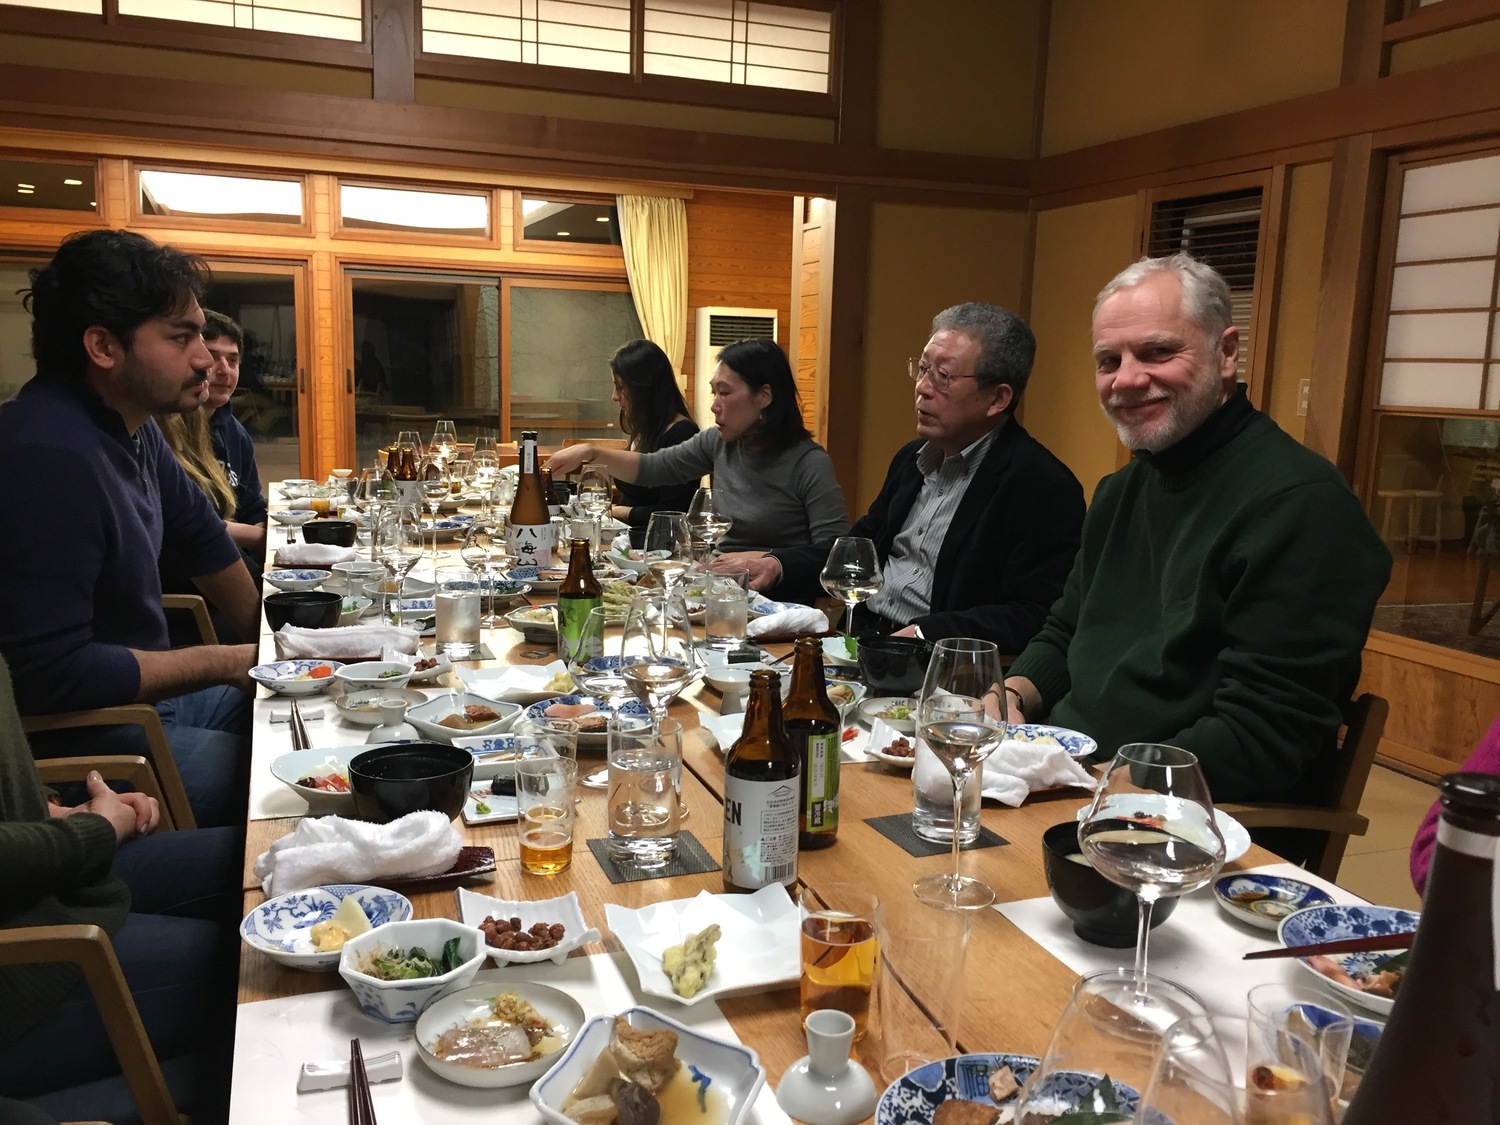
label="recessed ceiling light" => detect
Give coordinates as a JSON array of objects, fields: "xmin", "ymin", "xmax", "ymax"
[
  {"xmin": 63, "ymin": 178, "xmax": 83, "ymax": 186},
  {"xmin": 595, "ymin": 215, "xmax": 609, "ymax": 222},
  {"xmin": 17, "ymin": 183, "xmax": 34, "ymax": 190},
  {"xmin": 17, "ymin": 188, "xmax": 34, "ymax": 195},
  {"xmin": 556, "ymin": 231, "xmax": 570, "ymax": 237}
]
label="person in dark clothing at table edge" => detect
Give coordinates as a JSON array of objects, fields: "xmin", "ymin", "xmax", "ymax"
[
  {"xmin": 1001, "ymin": 254, "xmax": 1392, "ymax": 853},
  {"xmin": 717, "ymin": 302, "xmax": 1086, "ymax": 656}
]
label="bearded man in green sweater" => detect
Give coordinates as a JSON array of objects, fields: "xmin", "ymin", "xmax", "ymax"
[{"xmin": 1002, "ymin": 254, "xmax": 1391, "ymax": 820}]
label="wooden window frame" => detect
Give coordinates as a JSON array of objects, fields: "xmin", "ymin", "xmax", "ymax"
[
  {"xmin": 0, "ymin": 150, "xmax": 103, "ymax": 224},
  {"xmin": 415, "ymin": 0, "xmax": 841, "ymax": 119},
  {"xmin": 1385, "ymin": 0, "xmax": 1500, "ymax": 45},
  {"xmin": 128, "ymin": 160, "xmax": 313, "ymax": 237},
  {"xmin": 334, "ymin": 177, "xmax": 499, "ymax": 246},
  {"xmin": 512, "ymin": 189, "xmax": 624, "ymax": 259}
]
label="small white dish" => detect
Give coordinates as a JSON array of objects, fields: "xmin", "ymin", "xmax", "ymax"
[
  {"xmin": 415, "ymin": 981, "xmax": 585, "ymax": 1089},
  {"xmin": 270, "ymin": 509, "xmax": 316, "ymax": 527},
  {"xmin": 334, "ymin": 660, "xmax": 414, "ymax": 691},
  {"xmin": 857, "ymin": 696, "xmax": 916, "ymax": 734},
  {"xmin": 530, "ymin": 1007, "xmax": 766, "ymax": 1125},
  {"xmin": 461, "ymin": 784, "xmax": 519, "ymax": 825},
  {"xmin": 1214, "ymin": 873, "xmax": 1333, "ymax": 931},
  {"xmin": 338, "ymin": 917, "xmax": 486, "ymax": 1024},
  {"xmin": 337, "ymin": 596, "xmax": 373, "ymax": 626},
  {"xmin": 269, "ymin": 747, "xmax": 359, "ymax": 815},
  {"xmin": 406, "ymin": 692, "xmax": 521, "ymax": 744},
  {"xmin": 406, "ymin": 654, "xmax": 453, "ymax": 685},
  {"xmin": 334, "ymin": 687, "xmax": 428, "ymax": 728},
  {"xmin": 605, "ymin": 884, "xmax": 800, "ymax": 1007},
  {"xmin": 506, "ymin": 604, "xmax": 558, "ymax": 642},
  {"xmin": 249, "ymin": 659, "xmax": 343, "ymax": 697},
  {"xmin": 456, "ymin": 888, "xmax": 601, "ymax": 965},
  {"xmin": 264, "ymin": 568, "xmax": 333, "ymax": 592},
  {"xmin": 240, "ymin": 884, "xmax": 411, "ymax": 971},
  {"xmin": 865, "ymin": 737, "xmax": 918, "ymax": 769},
  {"xmin": 457, "ymin": 661, "xmax": 571, "ymax": 706},
  {"xmin": 821, "ymin": 636, "xmax": 859, "ymax": 668},
  {"xmin": 703, "ymin": 663, "xmax": 790, "ymax": 695}
]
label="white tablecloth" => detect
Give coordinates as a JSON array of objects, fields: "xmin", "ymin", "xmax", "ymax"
[{"xmin": 230, "ymin": 950, "xmax": 792, "ymax": 1124}]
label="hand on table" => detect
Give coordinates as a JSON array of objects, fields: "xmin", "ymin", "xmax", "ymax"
[{"xmin": 712, "ymin": 551, "xmax": 780, "ymax": 592}]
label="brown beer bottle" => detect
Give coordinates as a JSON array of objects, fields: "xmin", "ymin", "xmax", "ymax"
[
  {"xmin": 541, "ymin": 466, "xmax": 562, "ymax": 518},
  {"xmin": 556, "ymin": 537, "xmax": 602, "ymax": 665},
  {"xmin": 1341, "ymin": 772, "xmax": 1500, "ymax": 1125},
  {"xmin": 723, "ymin": 669, "xmax": 800, "ymax": 893},
  {"xmin": 508, "ymin": 430, "xmax": 555, "ymax": 568},
  {"xmin": 379, "ymin": 445, "xmax": 398, "ymax": 498},
  {"xmin": 395, "ymin": 444, "xmax": 421, "ymax": 507},
  {"xmin": 785, "ymin": 637, "xmax": 841, "ymax": 849}
]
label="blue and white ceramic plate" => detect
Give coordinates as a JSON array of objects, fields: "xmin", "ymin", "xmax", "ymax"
[
  {"xmin": 249, "ymin": 659, "xmax": 344, "ymax": 697},
  {"xmin": 240, "ymin": 884, "xmax": 411, "ymax": 971},
  {"xmin": 451, "ymin": 733, "xmax": 526, "ymax": 781},
  {"xmin": 419, "ymin": 518, "xmax": 466, "ymax": 542},
  {"xmin": 522, "ymin": 693, "xmax": 651, "ymax": 748},
  {"xmin": 1279, "ymin": 903, "xmax": 1420, "ymax": 1015},
  {"xmin": 1009, "ymin": 722, "xmax": 1097, "ymax": 759},
  {"xmin": 1214, "ymin": 873, "xmax": 1333, "ymax": 930},
  {"xmin": 748, "ymin": 597, "xmax": 803, "ymax": 618},
  {"xmin": 264, "ymin": 568, "xmax": 333, "ymax": 592},
  {"xmin": 875, "ymin": 1054, "xmax": 1147, "ymax": 1125},
  {"xmin": 506, "ymin": 565, "xmax": 566, "ymax": 594}
]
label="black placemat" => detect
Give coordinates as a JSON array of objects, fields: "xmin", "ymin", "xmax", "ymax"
[
  {"xmin": 864, "ymin": 814, "xmax": 1008, "ymax": 857},
  {"xmin": 587, "ymin": 831, "xmax": 721, "ymax": 883}
]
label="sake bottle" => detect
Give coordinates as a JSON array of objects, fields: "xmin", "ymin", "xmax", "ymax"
[{"xmin": 507, "ymin": 430, "xmax": 555, "ymax": 569}]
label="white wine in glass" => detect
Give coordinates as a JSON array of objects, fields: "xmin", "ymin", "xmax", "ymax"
[
  {"xmin": 644, "ymin": 511, "xmax": 693, "ymax": 591},
  {"xmin": 686, "ymin": 487, "xmax": 733, "ymax": 562},
  {"xmin": 820, "ymin": 536, "xmax": 882, "ymax": 636}
]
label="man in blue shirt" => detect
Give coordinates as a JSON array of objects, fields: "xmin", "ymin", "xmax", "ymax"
[
  {"xmin": 202, "ymin": 309, "xmax": 267, "ymax": 562},
  {"xmin": 0, "ymin": 229, "xmax": 260, "ymax": 827}
]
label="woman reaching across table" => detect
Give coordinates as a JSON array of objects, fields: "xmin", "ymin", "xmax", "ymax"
[
  {"xmin": 604, "ymin": 339, "xmax": 700, "ymax": 547},
  {"xmin": 549, "ymin": 338, "xmax": 849, "ymax": 552}
]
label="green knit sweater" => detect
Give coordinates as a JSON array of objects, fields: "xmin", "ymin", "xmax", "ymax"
[
  {"xmin": 0, "ymin": 655, "xmax": 128, "ymax": 1048},
  {"xmin": 1009, "ymin": 396, "xmax": 1392, "ymax": 804}
]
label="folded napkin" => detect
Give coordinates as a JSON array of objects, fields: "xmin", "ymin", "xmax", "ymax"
[
  {"xmin": 911, "ymin": 734, "xmax": 1097, "ymax": 808},
  {"xmin": 274, "ymin": 543, "xmax": 359, "ymax": 568},
  {"xmin": 274, "ymin": 624, "xmax": 420, "ymax": 660},
  {"xmin": 254, "ymin": 811, "xmax": 462, "ymax": 896},
  {"xmin": 457, "ymin": 660, "xmax": 569, "ymax": 702},
  {"xmin": 746, "ymin": 606, "xmax": 830, "ymax": 638}
]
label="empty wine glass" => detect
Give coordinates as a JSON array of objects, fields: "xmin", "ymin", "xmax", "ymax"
[
  {"xmin": 911, "ymin": 638, "xmax": 1007, "ymax": 909},
  {"xmin": 620, "ymin": 589, "xmax": 701, "ymax": 728},
  {"xmin": 374, "ymin": 503, "xmax": 424, "ymax": 625},
  {"xmin": 1136, "ymin": 1013, "xmax": 1243, "ymax": 1125},
  {"xmin": 467, "ymin": 451, "xmax": 500, "ymax": 515},
  {"xmin": 820, "ymin": 536, "xmax": 882, "ymax": 636},
  {"xmin": 395, "ymin": 429, "xmax": 425, "ymax": 460},
  {"xmin": 420, "ymin": 465, "xmax": 450, "ymax": 554},
  {"xmin": 1079, "ymin": 744, "xmax": 1226, "ymax": 991},
  {"xmin": 686, "ymin": 487, "xmax": 733, "ymax": 563},
  {"xmin": 644, "ymin": 511, "xmax": 692, "ymax": 593},
  {"xmin": 577, "ymin": 466, "xmax": 613, "ymax": 522},
  {"xmin": 430, "ymin": 419, "xmax": 458, "ymax": 464},
  {"xmin": 460, "ymin": 520, "xmax": 513, "ymax": 626}
]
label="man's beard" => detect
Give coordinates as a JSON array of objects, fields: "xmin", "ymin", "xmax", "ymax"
[{"xmin": 1102, "ymin": 369, "xmax": 1226, "ymax": 454}]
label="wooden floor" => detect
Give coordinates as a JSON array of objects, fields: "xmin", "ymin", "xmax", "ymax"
[
  {"xmin": 1380, "ymin": 539, "xmax": 1484, "ymax": 607},
  {"xmin": 1340, "ymin": 764, "xmax": 1432, "ymax": 910}
]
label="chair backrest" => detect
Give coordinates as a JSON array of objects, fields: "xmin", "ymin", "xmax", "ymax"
[{"xmin": 1332, "ymin": 693, "xmax": 1388, "ymax": 815}]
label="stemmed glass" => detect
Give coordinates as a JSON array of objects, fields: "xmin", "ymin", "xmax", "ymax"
[
  {"xmin": 577, "ymin": 466, "xmax": 613, "ymax": 527},
  {"xmin": 820, "ymin": 536, "xmax": 882, "ymax": 636},
  {"xmin": 1078, "ymin": 743, "xmax": 1226, "ymax": 989},
  {"xmin": 395, "ymin": 429, "xmax": 425, "ymax": 460},
  {"xmin": 374, "ymin": 503, "xmax": 424, "ymax": 626},
  {"xmin": 420, "ymin": 464, "xmax": 450, "ymax": 554},
  {"xmin": 619, "ymin": 590, "xmax": 701, "ymax": 729},
  {"xmin": 644, "ymin": 511, "xmax": 692, "ymax": 593},
  {"xmin": 911, "ymin": 638, "xmax": 1007, "ymax": 909},
  {"xmin": 430, "ymin": 419, "xmax": 458, "ymax": 464},
  {"xmin": 459, "ymin": 521, "xmax": 512, "ymax": 626},
  {"xmin": 467, "ymin": 450, "xmax": 499, "ymax": 515},
  {"xmin": 686, "ymin": 487, "xmax": 733, "ymax": 564},
  {"xmin": 1136, "ymin": 1013, "xmax": 1244, "ymax": 1125}
]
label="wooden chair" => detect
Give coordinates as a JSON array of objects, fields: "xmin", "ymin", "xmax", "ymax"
[
  {"xmin": 1218, "ymin": 692, "xmax": 1389, "ymax": 882},
  {"xmin": 161, "ymin": 594, "xmax": 219, "ymax": 646},
  {"xmin": 22, "ymin": 707, "xmax": 197, "ymax": 832},
  {"xmin": 0, "ymin": 925, "xmax": 189, "ymax": 1125}
]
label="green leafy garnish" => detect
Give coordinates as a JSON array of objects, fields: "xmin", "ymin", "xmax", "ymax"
[
  {"xmin": 439, "ymin": 936, "xmax": 464, "ymax": 974},
  {"xmin": 474, "ymin": 800, "xmax": 491, "ymax": 815},
  {"xmin": 357, "ymin": 937, "xmax": 468, "ymax": 981},
  {"xmin": 842, "ymin": 634, "xmax": 857, "ymax": 660}
]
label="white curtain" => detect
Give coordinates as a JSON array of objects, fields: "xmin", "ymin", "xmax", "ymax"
[{"xmin": 617, "ymin": 195, "xmax": 689, "ymax": 388}]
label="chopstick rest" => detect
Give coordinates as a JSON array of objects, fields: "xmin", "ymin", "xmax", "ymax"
[
  {"xmin": 270, "ymin": 704, "xmax": 326, "ymax": 724},
  {"xmin": 296, "ymin": 1051, "xmax": 403, "ymax": 1092}
]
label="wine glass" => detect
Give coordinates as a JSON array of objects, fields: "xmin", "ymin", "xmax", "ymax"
[
  {"xmin": 395, "ymin": 429, "xmax": 425, "ymax": 460},
  {"xmin": 459, "ymin": 520, "xmax": 513, "ymax": 626},
  {"xmin": 644, "ymin": 511, "xmax": 692, "ymax": 593},
  {"xmin": 374, "ymin": 503, "xmax": 424, "ymax": 625},
  {"xmin": 911, "ymin": 638, "xmax": 1007, "ymax": 909},
  {"xmin": 420, "ymin": 465, "xmax": 450, "ymax": 554},
  {"xmin": 577, "ymin": 466, "xmax": 613, "ymax": 525},
  {"xmin": 1078, "ymin": 743, "xmax": 1226, "ymax": 990},
  {"xmin": 430, "ymin": 419, "xmax": 458, "ymax": 464},
  {"xmin": 619, "ymin": 589, "xmax": 701, "ymax": 728},
  {"xmin": 1136, "ymin": 1013, "xmax": 1243, "ymax": 1125},
  {"xmin": 820, "ymin": 536, "xmax": 882, "ymax": 636},
  {"xmin": 467, "ymin": 451, "xmax": 500, "ymax": 515},
  {"xmin": 686, "ymin": 487, "xmax": 733, "ymax": 563}
]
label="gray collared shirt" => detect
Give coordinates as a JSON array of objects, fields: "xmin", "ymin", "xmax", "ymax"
[{"xmin": 868, "ymin": 423, "xmax": 1003, "ymax": 627}]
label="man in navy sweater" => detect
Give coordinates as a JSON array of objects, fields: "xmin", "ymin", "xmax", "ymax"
[
  {"xmin": 0, "ymin": 229, "xmax": 261, "ymax": 827},
  {"xmin": 202, "ymin": 309, "xmax": 267, "ymax": 562}
]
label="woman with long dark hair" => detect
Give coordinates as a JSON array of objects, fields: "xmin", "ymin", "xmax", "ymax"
[
  {"xmin": 551, "ymin": 337, "xmax": 848, "ymax": 552},
  {"xmin": 606, "ymin": 339, "xmax": 700, "ymax": 547}
]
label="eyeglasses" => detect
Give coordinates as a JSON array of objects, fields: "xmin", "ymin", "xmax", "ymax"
[{"xmin": 908, "ymin": 358, "xmax": 978, "ymax": 392}]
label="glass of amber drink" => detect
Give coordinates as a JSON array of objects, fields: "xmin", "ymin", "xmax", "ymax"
[
  {"xmin": 798, "ymin": 884, "xmax": 879, "ymax": 1040},
  {"xmin": 516, "ymin": 757, "xmax": 577, "ymax": 875}
]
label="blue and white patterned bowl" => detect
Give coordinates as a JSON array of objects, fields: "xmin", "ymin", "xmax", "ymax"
[
  {"xmin": 240, "ymin": 884, "xmax": 411, "ymax": 972},
  {"xmin": 522, "ymin": 693, "xmax": 651, "ymax": 747},
  {"xmin": 264, "ymin": 568, "xmax": 333, "ymax": 592},
  {"xmin": 506, "ymin": 565, "xmax": 567, "ymax": 592},
  {"xmin": 450, "ymin": 733, "xmax": 525, "ymax": 781},
  {"xmin": 1279, "ymin": 903, "xmax": 1420, "ymax": 1015},
  {"xmin": 249, "ymin": 659, "xmax": 345, "ymax": 697},
  {"xmin": 875, "ymin": 1053, "xmax": 1148, "ymax": 1125},
  {"xmin": 419, "ymin": 518, "xmax": 466, "ymax": 542},
  {"xmin": 338, "ymin": 917, "xmax": 486, "ymax": 1023},
  {"xmin": 1214, "ymin": 873, "xmax": 1334, "ymax": 930},
  {"xmin": 1009, "ymin": 723, "xmax": 1097, "ymax": 759}
]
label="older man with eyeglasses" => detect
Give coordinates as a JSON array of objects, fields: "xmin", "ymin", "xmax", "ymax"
[{"xmin": 717, "ymin": 302, "xmax": 1084, "ymax": 653}]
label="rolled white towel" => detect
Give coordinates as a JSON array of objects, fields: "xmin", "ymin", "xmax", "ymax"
[
  {"xmin": 745, "ymin": 606, "xmax": 830, "ymax": 638},
  {"xmin": 274, "ymin": 543, "xmax": 359, "ymax": 568},
  {"xmin": 275, "ymin": 623, "xmax": 420, "ymax": 660},
  {"xmin": 253, "ymin": 811, "xmax": 462, "ymax": 896}
]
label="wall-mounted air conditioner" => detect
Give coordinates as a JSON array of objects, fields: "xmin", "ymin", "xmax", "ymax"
[{"xmin": 693, "ymin": 306, "xmax": 778, "ymax": 423}]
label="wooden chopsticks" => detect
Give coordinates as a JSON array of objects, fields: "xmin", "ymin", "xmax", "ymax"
[
  {"xmin": 289, "ymin": 699, "xmax": 311, "ymax": 753},
  {"xmin": 348, "ymin": 1037, "xmax": 377, "ymax": 1124},
  {"xmin": 1242, "ymin": 931, "xmax": 1415, "ymax": 961}
]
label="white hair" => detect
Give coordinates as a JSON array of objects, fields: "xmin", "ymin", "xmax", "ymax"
[{"xmin": 1093, "ymin": 254, "xmax": 1233, "ymax": 341}]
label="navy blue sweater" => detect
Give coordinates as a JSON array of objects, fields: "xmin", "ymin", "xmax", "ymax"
[
  {"xmin": 0, "ymin": 377, "xmax": 242, "ymax": 713},
  {"xmin": 210, "ymin": 405, "xmax": 266, "ymax": 527}
]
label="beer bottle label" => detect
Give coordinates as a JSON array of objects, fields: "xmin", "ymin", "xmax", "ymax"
[
  {"xmin": 723, "ymin": 777, "xmax": 798, "ymax": 888},
  {"xmin": 804, "ymin": 732, "xmax": 839, "ymax": 831}
]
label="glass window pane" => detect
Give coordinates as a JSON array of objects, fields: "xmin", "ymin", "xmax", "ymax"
[
  {"xmin": 340, "ymin": 184, "xmax": 489, "ymax": 235},
  {"xmin": 1380, "ymin": 361, "xmax": 1484, "ymax": 408},
  {"xmin": 1402, "ymin": 154, "xmax": 1500, "ymax": 214},
  {"xmin": 0, "ymin": 0, "xmax": 99, "ymax": 11},
  {"xmin": 1395, "ymin": 208, "xmax": 1500, "ymax": 262},
  {"xmin": 139, "ymin": 169, "xmax": 303, "ymax": 223},
  {"xmin": 1389, "ymin": 260, "xmax": 1497, "ymax": 310},
  {"xmin": 0, "ymin": 258, "xmax": 47, "ymax": 401},
  {"xmin": 521, "ymin": 197, "xmax": 621, "ymax": 247},
  {"xmin": 1386, "ymin": 311, "xmax": 1491, "ymax": 359},
  {"xmin": 1494, "ymin": 313, "xmax": 1500, "ymax": 359},
  {"xmin": 508, "ymin": 286, "xmax": 641, "ymax": 443},
  {"xmin": 118, "ymin": 0, "xmax": 361, "ymax": 39},
  {"xmin": 0, "ymin": 158, "xmax": 97, "ymax": 213}
]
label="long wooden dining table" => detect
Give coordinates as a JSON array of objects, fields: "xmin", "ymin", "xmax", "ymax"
[{"xmin": 233, "ymin": 511, "xmax": 1303, "ymax": 1122}]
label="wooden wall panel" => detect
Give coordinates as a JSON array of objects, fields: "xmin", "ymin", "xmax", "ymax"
[
  {"xmin": 1359, "ymin": 632, "xmax": 1500, "ymax": 779},
  {"xmin": 683, "ymin": 190, "xmax": 795, "ymax": 406}
]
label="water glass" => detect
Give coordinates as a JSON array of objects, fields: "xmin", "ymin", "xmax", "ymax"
[
  {"xmin": 606, "ymin": 715, "xmax": 683, "ymax": 868},
  {"xmin": 1244, "ymin": 983, "xmax": 1350, "ymax": 1125},
  {"xmin": 703, "ymin": 572, "xmax": 750, "ymax": 650},
  {"xmin": 1136, "ymin": 1013, "xmax": 1243, "ymax": 1125},
  {"xmin": 911, "ymin": 741, "xmax": 981, "ymax": 844},
  {"xmin": 871, "ymin": 899, "xmax": 971, "ymax": 1084},
  {"xmin": 516, "ymin": 757, "xmax": 576, "ymax": 876},
  {"xmin": 434, "ymin": 565, "xmax": 481, "ymax": 659},
  {"xmin": 516, "ymin": 716, "xmax": 579, "ymax": 763},
  {"xmin": 798, "ymin": 884, "xmax": 879, "ymax": 1041}
]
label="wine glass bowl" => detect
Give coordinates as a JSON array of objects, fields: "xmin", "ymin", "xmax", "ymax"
[
  {"xmin": 619, "ymin": 590, "xmax": 701, "ymax": 725},
  {"xmin": 643, "ymin": 512, "xmax": 692, "ymax": 593},
  {"xmin": 576, "ymin": 467, "xmax": 613, "ymax": 522},
  {"xmin": 820, "ymin": 536, "xmax": 882, "ymax": 637},
  {"xmin": 1040, "ymin": 821, "xmax": 1180, "ymax": 947},
  {"xmin": 686, "ymin": 487, "xmax": 733, "ymax": 563},
  {"xmin": 374, "ymin": 503, "xmax": 424, "ymax": 624}
]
